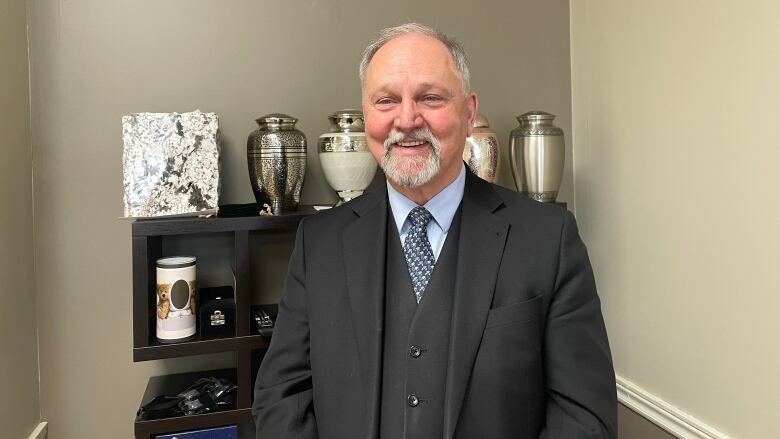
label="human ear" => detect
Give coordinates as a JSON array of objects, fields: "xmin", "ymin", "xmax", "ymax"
[{"xmin": 466, "ymin": 92, "xmax": 478, "ymax": 137}]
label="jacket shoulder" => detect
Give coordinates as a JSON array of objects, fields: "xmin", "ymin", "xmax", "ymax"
[
  {"xmin": 490, "ymin": 183, "xmax": 570, "ymax": 226},
  {"xmin": 296, "ymin": 188, "xmax": 384, "ymax": 238},
  {"xmin": 295, "ymin": 202, "xmax": 356, "ymax": 239}
]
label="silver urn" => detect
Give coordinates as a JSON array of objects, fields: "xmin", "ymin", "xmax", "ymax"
[
  {"xmin": 247, "ymin": 113, "xmax": 307, "ymax": 214},
  {"xmin": 463, "ymin": 114, "xmax": 500, "ymax": 183},
  {"xmin": 509, "ymin": 111, "xmax": 565, "ymax": 202},
  {"xmin": 318, "ymin": 109, "xmax": 377, "ymax": 206}
]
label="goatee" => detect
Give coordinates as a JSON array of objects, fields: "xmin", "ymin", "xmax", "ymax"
[{"xmin": 381, "ymin": 128, "xmax": 441, "ymax": 188}]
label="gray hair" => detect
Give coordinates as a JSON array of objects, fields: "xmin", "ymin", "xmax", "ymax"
[{"xmin": 359, "ymin": 23, "xmax": 471, "ymax": 95}]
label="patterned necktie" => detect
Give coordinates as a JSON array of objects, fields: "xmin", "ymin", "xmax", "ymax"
[{"xmin": 403, "ymin": 206, "xmax": 436, "ymax": 302}]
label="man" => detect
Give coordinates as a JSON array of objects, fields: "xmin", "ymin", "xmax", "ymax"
[{"xmin": 253, "ymin": 23, "xmax": 617, "ymax": 439}]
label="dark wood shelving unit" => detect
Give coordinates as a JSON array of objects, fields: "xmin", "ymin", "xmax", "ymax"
[{"xmin": 131, "ymin": 208, "xmax": 314, "ymax": 439}]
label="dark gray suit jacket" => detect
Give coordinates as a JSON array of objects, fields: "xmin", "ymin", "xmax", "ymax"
[{"xmin": 253, "ymin": 170, "xmax": 617, "ymax": 438}]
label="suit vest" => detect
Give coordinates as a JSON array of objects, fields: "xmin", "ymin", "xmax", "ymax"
[{"xmin": 379, "ymin": 206, "xmax": 462, "ymax": 439}]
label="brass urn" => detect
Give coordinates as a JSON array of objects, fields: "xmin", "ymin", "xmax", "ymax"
[{"xmin": 463, "ymin": 114, "xmax": 500, "ymax": 183}]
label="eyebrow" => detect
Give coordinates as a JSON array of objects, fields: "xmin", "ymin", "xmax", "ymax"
[{"xmin": 370, "ymin": 82, "xmax": 452, "ymax": 98}]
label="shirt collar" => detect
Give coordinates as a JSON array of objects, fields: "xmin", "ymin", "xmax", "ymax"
[{"xmin": 387, "ymin": 163, "xmax": 466, "ymax": 233}]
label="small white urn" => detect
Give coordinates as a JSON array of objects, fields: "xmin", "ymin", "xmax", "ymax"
[{"xmin": 318, "ymin": 110, "xmax": 377, "ymax": 205}]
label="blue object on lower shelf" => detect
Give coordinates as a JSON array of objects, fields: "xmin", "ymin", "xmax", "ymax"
[{"xmin": 155, "ymin": 425, "xmax": 237, "ymax": 439}]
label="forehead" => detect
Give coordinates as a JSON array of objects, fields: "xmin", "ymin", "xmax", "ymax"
[{"xmin": 364, "ymin": 34, "xmax": 459, "ymax": 89}]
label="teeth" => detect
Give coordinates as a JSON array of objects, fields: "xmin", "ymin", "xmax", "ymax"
[{"xmin": 397, "ymin": 140, "xmax": 426, "ymax": 147}]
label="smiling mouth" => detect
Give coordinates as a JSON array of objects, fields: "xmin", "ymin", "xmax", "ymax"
[{"xmin": 394, "ymin": 139, "xmax": 429, "ymax": 148}]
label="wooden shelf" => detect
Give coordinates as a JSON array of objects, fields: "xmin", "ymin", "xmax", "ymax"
[
  {"xmin": 135, "ymin": 369, "xmax": 251, "ymax": 439},
  {"xmin": 132, "ymin": 206, "xmax": 315, "ymax": 237},
  {"xmin": 131, "ymin": 209, "xmax": 313, "ymax": 437},
  {"xmin": 133, "ymin": 334, "xmax": 271, "ymax": 362}
]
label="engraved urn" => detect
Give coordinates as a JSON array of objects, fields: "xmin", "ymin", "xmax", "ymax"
[
  {"xmin": 247, "ymin": 113, "xmax": 307, "ymax": 214},
  {"xmin": 463, "ymin": 114, "xmax": 500, "ymax": 183},
  {"xmin": 509, "ymin": 111, "xmax": 565, "ymax": 202},
  {"xmin": 318, "ymin": 109, "xmax": 377, "ymax": 206}
]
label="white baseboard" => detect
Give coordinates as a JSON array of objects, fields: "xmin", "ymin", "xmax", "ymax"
[
  {"xmin": 617, "ymin": 376, "xmax": 729, "ymax": 439},
  {"xmin": 28, "ymin": 422, "xmax": 47, "ymax": 439}
]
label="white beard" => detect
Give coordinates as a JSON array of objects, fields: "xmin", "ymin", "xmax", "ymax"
[{"xmin": 381, "ymin": 128, "xmax": 442, "ymax": 188}]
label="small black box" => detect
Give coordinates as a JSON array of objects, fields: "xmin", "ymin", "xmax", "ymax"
[{"xmin": 198, "ymin": 286, "xmax": 235, "ymax": 338}]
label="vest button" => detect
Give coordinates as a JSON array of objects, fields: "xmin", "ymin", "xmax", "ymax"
[
  {"xmin": 409, "ymin": 345, "xmax": 422, "ymax": 358},
  {"xmin": 407, "ymin": 394, "xmax": 419, "ymax": 407}
]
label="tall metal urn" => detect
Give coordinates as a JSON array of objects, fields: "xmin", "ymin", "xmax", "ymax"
[
  {"xmin": 509, "ymin": 111, "xmax": 564, "ymax": 202},
  {"xmin": 247, "ymin": 113, "xmax": 307, "ymax": 214}
]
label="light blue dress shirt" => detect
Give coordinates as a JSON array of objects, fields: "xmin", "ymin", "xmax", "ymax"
[{"xmin": 387, "ymin": 163, "xmax": 466, "ymax": 262}]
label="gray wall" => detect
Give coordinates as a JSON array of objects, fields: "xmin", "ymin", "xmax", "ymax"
[
  {"xmin": 0, "ymin": 0, "xmax": 40, "ymax": 438},
  {"xmin": 26, "ymin": 0, "xmax": 573, "ymax": 436}
]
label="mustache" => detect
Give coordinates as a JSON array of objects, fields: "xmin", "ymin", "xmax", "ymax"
[{"xmin": 383, "ymin": 128, "xmax": 439, "ymax": 152}]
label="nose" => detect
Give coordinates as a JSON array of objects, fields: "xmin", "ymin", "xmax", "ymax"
[{"xmin": 394, "ymin": 99, "xmax": 423, "ymax": 132}]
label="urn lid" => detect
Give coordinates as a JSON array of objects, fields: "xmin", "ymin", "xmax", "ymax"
[
  {"xmin": 513, "ymin": 110, "xmax": 563, "ymax": 136},
  {"xmin": 157, "ymin": 256, "xmax": 196, "ymax": 269},
  {"xmin": 516, "ymin": 110, "xmax": 556, "ymax": 123},
  {"xmin": 256, "ymin": 113, "xmax": 298, "ymax": 129},
  {"xmin": 473, "ymin": 114, "xmax": 490, "ymax": 128},
  {"xmin": 328, "ymin": 109, "xmax": 364, "ymax": 133}
]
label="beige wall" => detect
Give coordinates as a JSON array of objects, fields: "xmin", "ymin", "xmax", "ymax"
[
  {"xmin": 571, "ymin": 1, "xmax": 780, "ymax": 438},
  {"xmin": 0, "ymin": 0, "xmax": 41, "ymax": 438},
  {"xmin": 26, "ymin": 0, "xmax": 573, "ymax": 436}
]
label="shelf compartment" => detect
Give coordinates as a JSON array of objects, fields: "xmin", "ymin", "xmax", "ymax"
[
  {"xmin": 135, "ymin": 369, "xmax": 250, "ymax": 438},
  {"xmin": 133, "ymin": 334, "xmax": 271, "ymax": 362}
]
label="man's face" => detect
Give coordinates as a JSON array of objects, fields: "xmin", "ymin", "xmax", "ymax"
[{"xmin": 362, "ymin": 33, "xmax": 477, "ymax": 197}]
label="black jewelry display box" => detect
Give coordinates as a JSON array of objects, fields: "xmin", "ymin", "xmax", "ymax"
[{"xmin": 198, "ymin": 286, "xmax": 235, "ymax": 338}]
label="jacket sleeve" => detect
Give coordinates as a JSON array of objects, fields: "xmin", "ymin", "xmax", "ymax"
[
  {"xmin": 539, "ymin": 211, "xmax": 618, "ymax": 439},
  {"xmin": 252, "ymin": 221, "xmax": 319, "ymax": 438}
]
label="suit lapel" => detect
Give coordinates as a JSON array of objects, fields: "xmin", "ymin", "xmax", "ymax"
[
  {"xmin": 342, "ymin": 185, "xmax": 388, "ymax": 439},
  {"xmin": 444, "ymin": 172, "xmax": 509, "ymax": 439}
]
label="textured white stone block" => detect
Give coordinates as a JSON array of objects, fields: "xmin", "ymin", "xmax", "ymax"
[{"xmin": 122, "ymin": 110, "xmax": 220, "ymax": 218}]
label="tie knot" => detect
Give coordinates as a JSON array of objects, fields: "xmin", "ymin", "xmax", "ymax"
[{"xmin": 408, "ymin": 206, "xmax": 433, "ymax": 229}]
